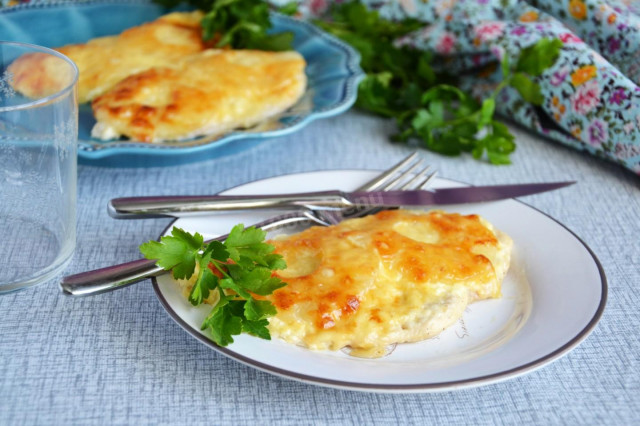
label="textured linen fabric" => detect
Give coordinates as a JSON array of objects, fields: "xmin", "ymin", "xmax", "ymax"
[{"xmin": 0, "ymin": 110, "xmax": 638, "ymax": 425}]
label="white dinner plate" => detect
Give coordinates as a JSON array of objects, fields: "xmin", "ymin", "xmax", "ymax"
[{"xmin": 152, "ymin": 170, "xmax": 606, "ymax": 393}]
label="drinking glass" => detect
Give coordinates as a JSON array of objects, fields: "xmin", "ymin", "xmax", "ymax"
[{"xmin": 0, "ymin": 41, "xmax": 78, "ymax": 293}]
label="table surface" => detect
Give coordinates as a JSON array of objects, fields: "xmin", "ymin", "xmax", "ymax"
[{"xmin": 1, "ymin": 110, "xmax": 638, "ymax": 425}]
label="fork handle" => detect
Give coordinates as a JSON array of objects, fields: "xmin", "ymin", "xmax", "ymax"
[
  {"xmin": 60, "ymin": 258, "xmax": 164, "ymax": 296},
  {"xmin": 60, "ymin": 212, "xmax": 318, "ymax": 296}
]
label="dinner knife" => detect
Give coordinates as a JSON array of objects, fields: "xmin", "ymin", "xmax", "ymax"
[{"xmin": 108, "ymin": 181, "xmax": 575, "ymax": 219}]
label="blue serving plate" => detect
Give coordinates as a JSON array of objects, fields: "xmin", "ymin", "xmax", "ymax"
[{"xmin": 0, "ymin": 0, "xmax": 363, "ymax": 167}]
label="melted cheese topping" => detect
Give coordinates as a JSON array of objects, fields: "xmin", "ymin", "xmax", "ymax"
[
  {"xmin": 265, "ymin": 210, "xmax": 512, "ymax": 357},
  {"xmin": 90, "ymin": 49, "xmax": 306, "ymax": 142}
]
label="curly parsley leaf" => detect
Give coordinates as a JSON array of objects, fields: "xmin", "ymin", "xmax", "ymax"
[
  {"xmin": 188, "ymin": 256, "xmax": 219, "ymax": 305},
  {"xmin": 228, "ymin": 300, "xmax": 272, "ymax": 339},
  {"xmin": 241, "ymin": 318, "xmax": 271, "ymax": 340},
  {"xmin": 202, "ymin": 239, "xmax": 229, "ymax": 263},
  {"xmin": 140, "ymin": 227, "xmax": 203, "ymax": 279},
  {"xmin": 516, "ymin": 38, "xmax": 563, "ymax": 77},
  {"xmin": 203, "ymin": 303, "xmax": 243, "ymax": 346},
  {"xmin": 219, "ymin": 277, "xmax": 253, "ymax": 300},
  {"xmin": 262, "ymin": 253, "xmax": 287, "ymax": 270},
  {"xmin": 244, "ymin": 298, "xmax": 277, "ymax": 321},
  {"xmin": 225, "ymin": 223, "xmax": 267, "ymax": 248},
  {"xmin": 227, "ymin": 264, "xmax": 287, "ymax": 296},
  {"xmin": 355, "ymin": 72, "xmax": 396, "ymax": 117},
  {"xmin": 140, "ymin": 224, "xmax": 286, "ymax": 347},
  {"xmin": 510, "ymin": 72, "xmax": 544, "ymax": 105},
  {"xmin": 225, "ymin": 224, "xmax": 280, "ymax": 267},
  {"xmin": 277, "ymin": 2, "xmax": 299, "ymax": 16}
]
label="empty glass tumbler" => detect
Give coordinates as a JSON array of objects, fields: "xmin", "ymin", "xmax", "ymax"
[{"xmin": 0, "ymin": 41, "xmax": 78, "ymax": 292}]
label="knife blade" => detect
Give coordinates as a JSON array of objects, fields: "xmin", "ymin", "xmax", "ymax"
[
  {"xmin": 348, "ymin": 181, "xmax": 575, "ymax": 206},
  {"xmin": 108, "ymin": 181, "xmax": 574, "ymax": 219}
]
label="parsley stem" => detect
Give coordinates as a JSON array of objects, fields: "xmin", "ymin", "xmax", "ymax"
[
  {"xmin": 490, "ymin": 79, "xmax": 512, "ymax": 101},
  {"xmin": 209, "ymin": 258, "xmax": 232, "ymax": 280}
]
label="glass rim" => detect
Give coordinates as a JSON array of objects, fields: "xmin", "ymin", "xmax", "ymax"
[{"xmin": 0, "ymin": 40, "xmax": 79, "ymax": 113}]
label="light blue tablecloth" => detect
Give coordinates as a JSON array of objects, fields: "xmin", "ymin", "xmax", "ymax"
[{"xmin": 0, "ymin": 110, "xmax": 638, "ymax": 424}]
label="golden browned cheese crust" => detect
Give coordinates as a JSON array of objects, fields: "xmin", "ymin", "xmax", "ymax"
[
  {"xmin": 9, "ymin": 11, "xmax": 207, "ymax": 103},
  {"xmin": 91, "ymin": 49, "xmax": 307, "ymax": 142},
  {"xmin": 264, "ymin": 209, "xmax": 512, "ymax": 357}
]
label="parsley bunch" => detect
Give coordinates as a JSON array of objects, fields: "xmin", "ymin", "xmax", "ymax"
[
  {"xmin": 154, "ymin": 0, "xmax": 296, "ymax": 50},
  {"xmin": 315, "ymin": 2, "xmax": 562, "ymax": 164},
  {"xmin": 141, "ymin": 225, "xmax": 287, "ymax": 346}
]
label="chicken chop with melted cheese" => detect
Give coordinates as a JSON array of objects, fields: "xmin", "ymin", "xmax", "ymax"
[
  {"xmin": 178, "ymin": 209, "xmax": 512, "ymax": 358},
  {"xmin": 8, "ymin": 11, "xmax": 307, "ymax": 143},
  {"xmin": 90, "ymin": 49, "xmax": 306, "ymax": 142}
]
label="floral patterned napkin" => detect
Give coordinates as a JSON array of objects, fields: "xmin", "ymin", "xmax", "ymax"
[{"xmin": 289, "ymin": 0, "xmax": 640, "ymax": 175}]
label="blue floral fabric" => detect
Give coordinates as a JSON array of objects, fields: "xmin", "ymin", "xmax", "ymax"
[{"xmin": 282, "ymin": 0, "xmax": 640, "ymax": 175}]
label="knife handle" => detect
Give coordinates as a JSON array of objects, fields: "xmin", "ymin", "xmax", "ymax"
[{"xmin": 107, "ymin": 191, "xmax": 349, "ymax": 219}]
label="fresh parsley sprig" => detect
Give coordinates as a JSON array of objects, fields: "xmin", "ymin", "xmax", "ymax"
[
  {"xmin": 140, "ymin": 225, "xmax": 287, "ymax": 346},
  {"xmin": 154, "ymin": 0, "xmax": 297, "ymax": 50},
  {"xmin": 314, "ymin": 1, "xmax": 562, "ymax": 164},
  {"xmin": 388, "ymin": 38, "xmax": 563, "ymax": 164}
]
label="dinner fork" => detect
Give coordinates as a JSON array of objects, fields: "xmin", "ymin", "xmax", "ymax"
[{"xmin": 60, "ymin": 153, "xmax": 436, "ymax": 296}]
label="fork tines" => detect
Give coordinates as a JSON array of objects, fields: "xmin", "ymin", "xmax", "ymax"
[{"xmin": 364, "ymin": 152, "xmax": 437, "ymax": 192}]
